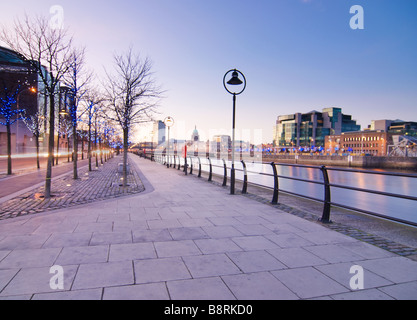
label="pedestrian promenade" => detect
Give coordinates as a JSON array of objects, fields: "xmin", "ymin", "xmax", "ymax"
[{"xmin": 0, "ymin": 154, "xmax": 416, "ymax": 300}]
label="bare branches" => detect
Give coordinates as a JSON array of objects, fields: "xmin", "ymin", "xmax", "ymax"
[
  {"xmin": 64, "ymin": 47, "xmax": 93, "ymax": 124},
  {"xmin": 103, "ymin": 47, "xmax": 163, "ymax": 187},
  {"xmin": 104, "ymin": 48, "xmax": 163, "ymax": 130},
  {"xmin": 62, "ymin": 47, "xmax": 93, "ymax": 179}
]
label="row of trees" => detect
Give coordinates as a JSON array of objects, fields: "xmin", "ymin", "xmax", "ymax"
[{"xmin": 0, "ymin": 14, "xmax": 162, "ymax": 197}]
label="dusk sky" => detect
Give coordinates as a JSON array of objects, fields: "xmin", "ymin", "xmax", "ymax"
[{"xmin": 1, "ymin": 0, "xmax": 416, "ymax": 143}]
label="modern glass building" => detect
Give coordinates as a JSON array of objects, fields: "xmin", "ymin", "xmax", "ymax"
[
  {"xmin": 152, "ymin": 120, "xmax": 166, "ymax": 147},
  {"xmin": 274, "ymin": 107, "xmax": 361, "ymax": 148},
  {"xmin": 0, "ymin": 46, "xmax": 39, "ymax": 155}
]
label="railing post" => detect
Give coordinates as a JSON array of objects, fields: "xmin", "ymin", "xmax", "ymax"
[
  {"xmin": 241, "ymin": 160, "xmax": 248, "ymax": 194},
  {"xmin": 189, "ymin": 157, "xmax": 193, "ymax": 175},
  {"xmin": 320, "ymin": 165, "xmax": 332, "ymax": 223},
  {"xmin": 172, "ymin": 155, "xmax": 176, "ymax": 169},
  {"xmin": 184, "ymin": 156, "xmax": 188, "ymax": 175},
  {"xmin": 222, "ymin": 159, "xmax": 227, "ymax": 187},
  {"xmin": 208, "ymin": 157, "xmax": 212, "ymax": 182},
  {"xmin": 178, "ymin": 156, "xmax": 181, "ymax": 170},
  {"xmin": 271, "ymin": 162, "xmax": 279, "ymax": 204},
  {"xmin": 198, "ymin": 157, "xmax": 202, "ymax": 178}
]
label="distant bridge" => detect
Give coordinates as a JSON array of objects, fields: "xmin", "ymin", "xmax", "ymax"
[{"xmin": 388, "ymin": 135, "xmax": 417, "ymax": 157}]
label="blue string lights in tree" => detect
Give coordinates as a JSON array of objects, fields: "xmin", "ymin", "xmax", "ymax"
[
  {"xmin": 0, "ymin": 84, "xmax": 30, "ymax": 175},
  {"xmin": 0, "ymin": 86, "xmax": 26, "ymax": 127}
]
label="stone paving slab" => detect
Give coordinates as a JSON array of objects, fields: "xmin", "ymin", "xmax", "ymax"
[{"xmin": 0, "ymin": 154, "xmax": 416, "ymax": 300}]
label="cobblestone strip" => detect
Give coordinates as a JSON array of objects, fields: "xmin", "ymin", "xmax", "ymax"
[{"xmin": 0, "ymin": 156, "xmax": 145, "ymax": 220}]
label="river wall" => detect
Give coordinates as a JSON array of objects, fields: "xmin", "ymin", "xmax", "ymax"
[{"xmin": 262, "ymin": 155, "xmax": 417, "ymax": 171}]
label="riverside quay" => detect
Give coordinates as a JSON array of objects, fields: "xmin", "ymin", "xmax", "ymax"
[{"xmin": 0, "ymin": 153, "xmax": 416, "ymax": 300}]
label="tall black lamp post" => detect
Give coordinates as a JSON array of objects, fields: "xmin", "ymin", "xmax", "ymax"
[{"xmin": 223, "ymin": 69, "xmax": 246, "ymax": 195}]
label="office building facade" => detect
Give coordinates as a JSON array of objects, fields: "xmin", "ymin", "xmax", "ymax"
[
  {"xmin": 152, "ymin": 120, "xmax": 166, "ymax": 147},
  {"xmin": 274, "ymin": 107, "xmax": 361, "ymax": 149},
  {"xmin": 325, "ymin": 131, "xmax": 389, "ymax": 156},
  {"xmin": 324, "ymin": 120, "xmax": 417, "ymax": 156}
]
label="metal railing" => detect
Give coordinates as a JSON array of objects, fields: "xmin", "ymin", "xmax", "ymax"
[{"xmin": 147, "ymin": 153, "xmax": 417, "ymax": 227}]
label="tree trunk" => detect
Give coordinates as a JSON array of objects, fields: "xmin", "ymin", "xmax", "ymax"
[
  {"xmin": 73, "ymin": 125, "xmax": 78, "ymax": 179},
  {"xmin": 35, "ymin": 134, "xmax": 40, "ymax": 169},
  {"xmin": 99, "ymin": 136, "xmax": 103, "ymax": 165},
  {"xmin": 123, "ymin": 127, "xmax": 128, "ymax": 187},
  {"xmin": 56, "ymin": 131, "xmax": 60, "ymax": 165},
  {"xmin": 6, "ymin": 123, "xmax": 12, "ymax": 175},
  {"xmin": 95, "ymin": 145, "xmax": 99, "ymax": 168},
  {"xmin": 45, "ymin": 93, "xmax": 55, "ymax": 199},
  {"xmin": 95, "ymin": 125, "xmax": 99, "ymax": 169},
  {"xmin": 88, "ymin": 122, "xmax": 92, "ymax": 171}
]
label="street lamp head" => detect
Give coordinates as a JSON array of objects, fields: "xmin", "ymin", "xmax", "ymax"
[
  {"xmin": 164, "ymin": 116, "xmax": 174, "ymax": 128},
  {"xmin": 227, "ymin": 70, "xmax": 243, "ymax": 86},
  {"xmin": 223, "ymin": 69, "xmax": 246, "ymax": 96}
]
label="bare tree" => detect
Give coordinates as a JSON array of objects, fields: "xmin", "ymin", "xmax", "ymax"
[
  {"xmin": 82, "ymin": 89, "xmax": 104, "ymax": 172},
  {"xmin": 63, "ymin": 48, "xmax": 92, "ymax": 179},
  {"xmin": 104, "ymin": 48, "xmax": 162, "ymax": 186},
  {"xmin": 1, "ymin": 14, "xmax": 74, "ymax": 198},
  {"xmin": 22, "ymin": 108, "xmax": 44, "ymax": 169},
  {"xmin": 56, "ymin": 112, "xmax": 72, "ymax": 165}
]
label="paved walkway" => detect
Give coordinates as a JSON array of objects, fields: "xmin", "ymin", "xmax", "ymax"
[
  {"xmin": 0, "ymin": 154, "xmax": 416, "ymax": 300},
  {"xmin": 0, "ymin": 158, "xmax": 89, "ymax": 199}
]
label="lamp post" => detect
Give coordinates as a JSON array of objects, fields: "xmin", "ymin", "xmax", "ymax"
[
  {"xmin": 223, "ymin": 69, "xmax": 246, "ymax": 195},
  {"xmin": 164, "ymin": 116, "xmax": 174, "ymax": 168}
]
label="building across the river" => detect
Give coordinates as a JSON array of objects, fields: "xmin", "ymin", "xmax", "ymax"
[{"xmin": 273, "ymin": 107, "xmax": 361, "ymax": 149}]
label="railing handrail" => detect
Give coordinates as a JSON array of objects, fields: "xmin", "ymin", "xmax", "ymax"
[
  {"xmin": 325, "ymin": 166, "xmax": 417, "ymax": 178},
  {"xmin": 221, "ymin": 158, "xmax": 417, "ymax": 178}
]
